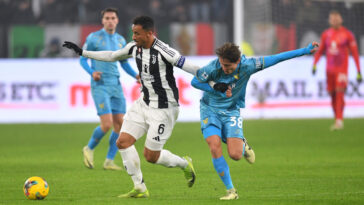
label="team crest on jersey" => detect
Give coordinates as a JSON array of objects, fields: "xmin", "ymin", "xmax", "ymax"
[
  {"xmin": 234, "ymin": 74, "xmax": 239, "ymax": 79},
  {"xmin": 219, "ymin": 171, "xmax": 225, "ymax": 177},
  {"xmin": 151, "ymin": 54, "xmax": 157, "ymax": 64},
  {"xmin": 203, "ymin": 118, "xmax": 208, "ymax": 124},
  {"xmin": 201, "ymin": 72, "xmax": 208, "ymax": 80},
  {"xmin": 99, "ymin": 103, "xmax": 104, "ymax": 109},
  {"xmin": 119, "ymin": 43, "xmax": 122, "ymax": 48}
]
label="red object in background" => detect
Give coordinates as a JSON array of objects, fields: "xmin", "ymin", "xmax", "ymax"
[
  {"xmin": 275, "ymin": 23, "xmax": 296, "ymax": 52},
  {"xmin": 80, "ymin": 25, "xmax": 103, "ymax": 46},
  {"xmin": 196, "ymin": 23, "xmax": 214, "ymax": 55}
]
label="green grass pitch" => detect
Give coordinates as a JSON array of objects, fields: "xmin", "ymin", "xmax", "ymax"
[{"xmin": 1, "ymin": 119, "xmax": 364, "ymax": 204}]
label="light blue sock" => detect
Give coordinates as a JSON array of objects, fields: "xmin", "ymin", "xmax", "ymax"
[
  {"xmin": 106, "ymin": 131, "xmax": 119, "ymax": 160},
  {"xmin": 87, "ymin": 126, "xmax": 105, "ymax": 149},
  {"xmin": 212, "ymin": 156, "xmax": 234, "ymax": 190}
]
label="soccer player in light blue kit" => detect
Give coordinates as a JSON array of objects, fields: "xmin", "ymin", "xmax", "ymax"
[
  {"xmin": 81, "ymin": 8, "xmax": 140, "ymax": 170},
  {"xmin": 191, "ymin": 41, "xmax": 319, "ymax": 200}
]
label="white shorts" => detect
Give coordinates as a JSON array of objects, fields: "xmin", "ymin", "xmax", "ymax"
[{"xmin": 121, "ymin": 98, "xmax": 179, "ymax": 151}]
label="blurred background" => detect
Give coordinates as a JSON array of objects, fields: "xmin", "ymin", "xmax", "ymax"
[
  {"xmin": 1, "ymin": 0, "xmax": 364, "ymax": 58},
  {"xmin": 1, "ymin": 0, "xmax": 364, "ymax": 123}
]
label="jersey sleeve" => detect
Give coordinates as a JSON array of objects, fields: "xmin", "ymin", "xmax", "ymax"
[
  {"xmin": 347, "ymin": 30, "xmax": 361, "ymax": 72},
  {"xmin": 313, "ymin": 32, "xmax": 326, "ymax": 65},
  {"xmin": 195, "ymin": 59, "xmax": 219, "ymax": 83},
  {"xmin": 82, "ymin": 41, "xmax": 135, "ymax": 62},
  {"xmin": 79, "ymin": 34, "xmax": 95, "ymax": 75},
  {"xmin": 154, "ymin": 40, "xmax": 200, "ymax": 75}
]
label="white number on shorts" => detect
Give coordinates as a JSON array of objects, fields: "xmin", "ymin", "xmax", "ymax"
[{"xmin": 230, "ymin": 117, "xmax": 242, "ymax": 128}]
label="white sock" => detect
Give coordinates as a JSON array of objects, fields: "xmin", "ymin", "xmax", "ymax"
[
  {"xmin": 156, "ymin": 149, "xmax": 188, "ymax": 168},
  {"xmin": 119, "ymin": 145, "xmax": 146, "ymax": 192}
]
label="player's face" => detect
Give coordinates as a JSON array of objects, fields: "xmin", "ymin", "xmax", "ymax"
[
  {"xmin": 132, "ymin": 24, "xmax": 153, "ymax": 48},
  {"xmin": 219, "ymin": 57, "xmax": 240, "ymax": 74},
  {"xmin": 102, "ymin": 12, "xmax": 118, "ymax": 33},
  {"xmin": 329, "ymin": 13, "xmax": 342, "ymax": 29}
]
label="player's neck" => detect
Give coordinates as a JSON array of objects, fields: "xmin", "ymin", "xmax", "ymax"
[
  {"xmin": 143, "ymin": 36, "xmax": 156, "ymax": 49},
  {"xmin": 105, "ymin": 28, "xmax": 116, "ymax": 35},
  {"xmin": 331, "ymin": 25, "xmax": 342, "ymax": 30}
]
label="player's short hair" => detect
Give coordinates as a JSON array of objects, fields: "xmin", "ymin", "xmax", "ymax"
[
  {"xmin": 101, "ymin": 7, "xmax": 119, "ymax": 18},
  {"xmin": 133, "ymin": 16, "xmax": 155, "ymax": 32},
  {"xmin": 329, "ymin": 10, "xmax": 341, "ymax": 16},
  {"xmin": 215, "ymin": 43, "xmax": 241, "ymax": 63}
]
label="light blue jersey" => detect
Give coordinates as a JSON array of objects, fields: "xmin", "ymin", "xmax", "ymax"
[
  {"xmin": 81, "ymin": 28, "xmax": 133, "ymax": 86},
  {"xmin": 196, "ymin": 55, "xmax": 264, "ymax": 110},
  {"xmin": 80, "ymin": 28, "xmax": 137, "ymax": 115},
  {"xmin": 192, "ymin": 43, "xmax": 314, "ymax": 140}
]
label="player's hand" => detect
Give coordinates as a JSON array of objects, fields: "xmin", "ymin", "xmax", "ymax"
[
  {"xmin": 226, "ymin": 86, "xmax": 232, "ymax": 98},
  {"xmin": 62, "ymin": 41, "xmax": 83, "ymax": 55},
  {"xmin": 213, "ymin": 82, "xmax": 229, "ymax": 93},
  {"xmin": 306, "ymin": 41, "xmax": 319, "ymax": 54},
  {"xmin": 312, "ymin": 65, "xmax": 317, "ymax": 75},
  {"xmin": 357, "ymin": 72, "xmax": 362, "ymax": 83},
  {"xmin": 92, "ymin": 71, "xmax": 102, "ymax": 81}
]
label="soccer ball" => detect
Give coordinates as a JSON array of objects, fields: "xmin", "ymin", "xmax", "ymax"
[{"xmin": 23, "ymin": 176, "xmax": 49, "ymax": 200}]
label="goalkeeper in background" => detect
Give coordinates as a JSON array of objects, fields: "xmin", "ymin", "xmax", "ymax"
[
  {"xmin": 191, "ymin": 41, "xmax": 318, "ymax": 200},
  {"xmin": 80, "ymin": 8, "xmax": 139, "ymax": 170},
  {"xmin": 312, "ymin": 10, "xmax": 362, "ymax": 130}
]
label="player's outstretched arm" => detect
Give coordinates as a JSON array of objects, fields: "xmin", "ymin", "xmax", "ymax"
[
  {"xmin": 63, "ymin": 41, "xmax": 131, "ymax": 62},
  {"xmin": 263, "ymin": 41, "xmax": 319, "ymax": 69}
]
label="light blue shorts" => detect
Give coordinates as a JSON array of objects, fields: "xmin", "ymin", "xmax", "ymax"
[
  {"xmin": 200, "ymin": 102, "xmax": 244, "ymax": 143},
  {"xmin": 91, "ymin": 84, "xmax": 126, "ymax": 116}
]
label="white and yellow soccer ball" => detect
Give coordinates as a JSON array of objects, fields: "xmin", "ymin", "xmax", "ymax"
[{"xmin": 23, "ymin": 176, "xmax": 49, "ymax": 200}]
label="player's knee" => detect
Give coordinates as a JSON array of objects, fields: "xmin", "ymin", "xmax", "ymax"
[
  {"xmin": 229, "ymin": 151, "xmax": 242, "ymax": 161},
  {"xmin": 143, "ymin": 151, "xmax": 159, "ymax": 163}
]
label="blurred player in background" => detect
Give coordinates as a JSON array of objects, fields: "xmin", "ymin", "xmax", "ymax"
[
  {"xmin": 191, "ymin": 42, "xmax": 318, "ymax": 200},
  {"xmin": 312, "ymin": 10, "xmax": 362, "ymax": 130},
  {"xmin": 80, "ymin": 8, "xmax": 139, "ymax": 171},
  {"xmin": 63, "ymin": 16, "xmax": 199, "ymax": 198}
]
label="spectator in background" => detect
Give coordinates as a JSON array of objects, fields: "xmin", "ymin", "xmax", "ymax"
[
  {"xmin": 11, "ymin": 0, "xmax": 36, "ymax": 24},
  {"xmin": 40, "ymin": 38, "xmax": 73, "ymax": 58},
  {"xmin": 296, "ymin": 0, "xmax": 320, "ymax": 46},
  {"xmin": 312, "ymin": 11, "xmax": 362, "ymax": 130},
  {"xmin": 40, "ymin": 0, "xmax": 77, "ymax": 24},
  {"xmin": 271, "ymin": 0, "xmax": 297, "ymax": 52},
  {"xmin": 189, "ymin": 0, "xmax": 211, "ymax": 22}
]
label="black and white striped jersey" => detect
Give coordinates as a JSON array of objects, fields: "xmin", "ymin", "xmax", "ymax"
[{"xmin": 83, "ymin": 38, "xmax": 196, "ymax": 109}]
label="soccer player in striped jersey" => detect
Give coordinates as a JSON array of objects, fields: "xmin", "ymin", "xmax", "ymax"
[
  {"xmin": 312, "ymin": 10, "xmax": 362, "ymax": 130},
  {"xmin": 191, "ymin": 42, "xmax": 318, "ymax": 200},
  {"xmin": 63, "ymin": 16, "xmax": 199, "ymax": 198},
  {"xmin": 80, "ymin": 8, "xmax": 139, "ymax": 171}
]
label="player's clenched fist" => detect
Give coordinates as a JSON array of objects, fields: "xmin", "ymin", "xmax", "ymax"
[{"xmin": 62, "ymin": 41, "xmax": 83, "ymax": 55}]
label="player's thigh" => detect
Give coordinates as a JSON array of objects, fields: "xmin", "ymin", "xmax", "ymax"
[
  {"xmin": 145, "ymin": 106, "xmax": 179, "ymax": 151},
  {"xmin": 121, "ymin": 98, "xmax": 148, "ymax": 140},
  {"xmin": 91, "ymin": 86, "xmax": 112, "ymax": 115},
  {"xmin": 200, "ymin": 104, "xmax": 223, "ymax": 140},
  {"xmin": 110, "ymin": 85, "xmax": 127, "ymax": 115},
  {"xmin": 335, "ymin": 72, "xmax": 348, "ymax": 92}
]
